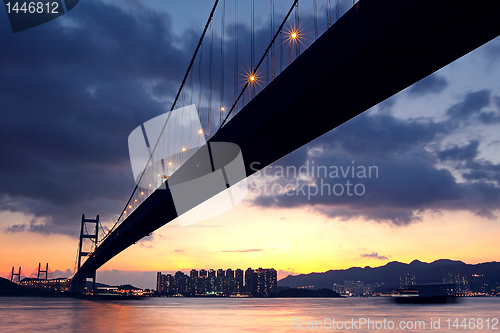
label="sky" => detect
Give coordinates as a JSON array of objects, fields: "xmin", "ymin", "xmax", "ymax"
[{"xmin": 1, "ymin": 0, "xmax": 500, "ymax": 290}]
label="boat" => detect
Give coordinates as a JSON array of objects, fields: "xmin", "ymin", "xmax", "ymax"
[{"xmin": 391, "ymin": 283, "xmax": 457, "ymax": 304}]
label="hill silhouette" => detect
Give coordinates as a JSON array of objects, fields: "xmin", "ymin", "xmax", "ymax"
[
  {"xmin": 0, "ymin": 277, "xmax": 57, "ymax": 296},
  {"xmin": 278, "ymin": 260, "xmax": 500, "ymax": 292}
]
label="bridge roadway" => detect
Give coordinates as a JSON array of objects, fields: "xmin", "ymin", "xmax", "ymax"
[{"xmin": 72, "ymin": 0, "xmax": 500, "ymax": 291}]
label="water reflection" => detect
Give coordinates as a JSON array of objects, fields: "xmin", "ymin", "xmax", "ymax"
[{"xmin": 0, "ymin": 297, "xmax": 498, "ymax": 332}]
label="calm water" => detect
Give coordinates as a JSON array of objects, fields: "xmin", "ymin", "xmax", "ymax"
[{"xmin": 0, "ymin": 297, "xmax": 498, "ymax": 332}]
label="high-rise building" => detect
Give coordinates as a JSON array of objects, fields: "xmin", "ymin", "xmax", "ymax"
[
  {"xmin": 235, "ymin": 269, "xmax": 244, "ymax": 293},
  {"xmin": 399, "ymin": 274, "xmax": 417, "ymax": 288},
  {"xmin": 158, "ymin": 267, "xmax": 276, "ymax": 296},
  {"xmin": 344, "ymin": 280, "xmax": 364, "ymax": 296},
  {"xmin": 245, "ymin": 268, "xmax": 256, "ymax": 294},
  {"xmin": 157, "ymin": 272, "xmax": 168, "ymax": 293},
  {"xmin": 255, "ymin": 268, "xmax": 277, "ymax": 295}
]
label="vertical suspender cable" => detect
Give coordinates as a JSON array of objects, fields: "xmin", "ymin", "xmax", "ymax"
[
  {"xmin": 327, "ymin": 0, "xmax": 331, "ymax": 28},
  {"xmin": 234, "ymin": 0, "xmax": 238, "ymax": 115},
  {"xmin": 296, "ymin": 1, "xmax": 300, "ymax": 56},
  {"xmin": 313, "ymin": 0, "xmax": 318, "ymax": 40},
  {"xmin": 336, "ymin": 0, "xmax": 340, "ymax": 21},
  {"xmin": 251, "ymin": 0, "xmax": 255, "ymax": 99},
  {"xmin": 209, "ymin": 19, "xmax": 213, "ymax": 137},
  {"xmin": 271, "ymin": 0, "xmax": 275, "ymax": 80},
  {"xmin": 220, "ymin": 0, "xmax": 225, "ymax": 127}
]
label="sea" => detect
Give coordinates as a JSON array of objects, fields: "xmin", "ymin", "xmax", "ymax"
[{"xmin": 0, "ymin": 296, "xmax": 498, "ymax": 332}]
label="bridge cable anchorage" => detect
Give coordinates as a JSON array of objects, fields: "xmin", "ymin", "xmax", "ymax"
[
  {"xmin": 218, "ymin": 0, "xmax": 299, "ymax": 130},
  {"xmin": 104, "ymin": 0, "xmax": 221, "ymax": 240}
]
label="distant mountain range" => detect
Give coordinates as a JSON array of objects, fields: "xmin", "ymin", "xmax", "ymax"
[{"xmin": 278, "ymin": 259, "xmax": 500, "ymax": 290}]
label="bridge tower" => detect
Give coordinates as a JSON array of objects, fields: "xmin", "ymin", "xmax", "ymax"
[
  {"xmin": 11, "ymin": 267, "xmax": 21, "ymax": 283},
  {"xmin": 72, "ymin": 214, "xmax": 99, "ymax": 294},
  {"xmin": 37, "ymin": 263, "xmax": 48, "ymax": 280}
]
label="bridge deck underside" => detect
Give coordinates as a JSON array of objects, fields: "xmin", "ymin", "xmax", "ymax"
[{"xmin": 76, "ymin": 0, "xmax": 500, "ymax": 280}]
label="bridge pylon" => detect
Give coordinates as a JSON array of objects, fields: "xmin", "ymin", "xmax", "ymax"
[
  {"xmin": 11, "ymin": 267, "xmax": 21, "ymax": 283},
  {"xmin": 37, "ymin": 263, "xmax": 48, "ymax": 280},
  {"xmin": 71, "ymin": 214, "xmax": 99, "ymax": 294}
]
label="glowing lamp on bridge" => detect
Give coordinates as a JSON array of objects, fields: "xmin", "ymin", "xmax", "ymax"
[
  {"xmin": 128, "ymin": 205, "xmax": 132, "ymax": 209},
  {"xmin": 221, "ymin": 107, "xmax": 225, "ymax": 112},
  {"xmin": 291, "ymin": 31, "xmax": 297, "ymax": 39},
  {"xmin": 249, "ymin": 75, "xmax": 256, "ymax": 82},
  {"xmin": 182, "ymin": 147, "xmax": 186, "ymax": 152},
  {"xmin": 168, "ymin": 161, "xmax": 173, "ymax": 166}
]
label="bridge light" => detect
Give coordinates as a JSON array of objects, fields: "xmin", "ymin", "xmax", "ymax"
[
  {"xmin": 249, "ymin": 75, "xmax": 256, "ymax": 82},
  {"xmin": 148, "ymin": 183, "xmax": 152, "ymax": 187},
  {"xmin": 134, "ymin": 199, "xmax": 138, "ymax": 202},
  {"xmin": 168, "ymin": 161, "xmax": 172, "ymax": 166},
  {"xmin": 291, "ymin": 32, "xmax": 297, "ymax": 39},
  {"xmin": 198, "ymin": 129, "xmax": 204, "ymax": 135},
  {"xmin": 128, "ymin": 205, "xmax": 132, "ymax": 209},
  {"xmin": 182, "ymin": 147, "xmax": 186, "ymax": 152},
  {"xmin": 221, "ymin": 107, "xmax": 225, "ymax": 111},
  {"xmin": 140, "ymin": 191, "xmax": 144, "ymax": 195},
  {"xmin": 124, "ymin": 210, "xmax": 127, "ymax": 214}
]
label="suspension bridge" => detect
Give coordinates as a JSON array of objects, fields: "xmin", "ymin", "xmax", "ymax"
[{"xmin": 69, "ymin": 0, "xmax": 500, "ymax": 293}]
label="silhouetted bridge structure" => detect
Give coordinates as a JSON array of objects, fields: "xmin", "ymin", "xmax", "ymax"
[{"xmin": 71, "ymin": 0, "xmax": 500, "ymax": 292}]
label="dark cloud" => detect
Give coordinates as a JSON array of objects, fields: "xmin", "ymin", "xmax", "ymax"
[
  {"xmin": 0, "ymin": 0, "xmax": 194, "ymax": 236},
  {"xmin": 446, "ymin": 90, "xmax": 491, "ymax": 119},
  {"xmin": 408, "ymin": 74, "xmax": 448, "ymax": 97},
  {"xmin": 250, "ymin": 106, "xmax": 500, "ymax": 225},
  {"xmin": 360, "ymin": 252, "xmax": 389, "ymax": 260},
  {"xmin": 438, "ymin": 141, "xmax": 480, "ymax": 161}
]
